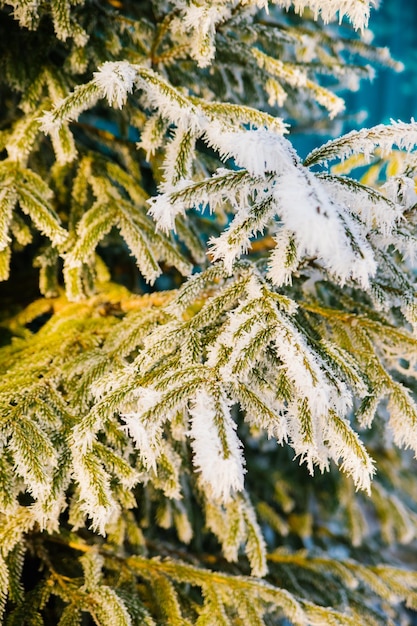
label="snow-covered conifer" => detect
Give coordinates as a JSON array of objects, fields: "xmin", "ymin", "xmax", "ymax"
[{"xmin": 1, "ymin": 0, "xmax": 417, "ymax": 624}]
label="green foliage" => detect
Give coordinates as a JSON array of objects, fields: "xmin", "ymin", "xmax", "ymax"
[{"xmin": 1, "ymin": 0, "xmax": 417, "ymax": 624}]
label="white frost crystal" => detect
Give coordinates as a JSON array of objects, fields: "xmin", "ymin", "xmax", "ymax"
[
  {"xmin": 189, "ymin": 389, "xmax": 246, "ymax": 502},
  {"xmin": 93, "ymin": 61, "xmax": 137, "ymax": 108}
]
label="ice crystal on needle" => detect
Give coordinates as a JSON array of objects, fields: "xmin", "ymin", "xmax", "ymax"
[{"xmin": 93, "ymin": 61, "xmax": 137, "ymax": 109}]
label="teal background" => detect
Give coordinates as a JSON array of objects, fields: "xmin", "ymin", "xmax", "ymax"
[
  {"xmin": 349, "ymin": 0, "xmax": 417, "ymax": 127},
  {"xmin": 294, "ymin": 0, "xmax": 417, "ymax": 157}
]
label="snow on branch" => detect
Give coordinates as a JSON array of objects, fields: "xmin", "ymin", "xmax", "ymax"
[
  {"xmin": 195, "ymin": 273, "xmax": 376, "ymax": 491},
  {"xmin": 39, "ymin": 82, "xmax": 102, "ymax": 134},
  {"xmin": 135, "ymin": 66, "xmax": 202, "ymax": 131},
  {"xmin": 151, "ymin": 126, "xmax": 381, "ymax": 289},
  {"xmin": 171, "ymin": 1, "xmax": 233, "ymax": 68},
  {"xmin": 148, "ymin": 169, "xmax": 263, "ymax": 233},
  {"xmin": 92, "ymin": 61, "xmax": 136, "ymax": 109},
  {"xmin": 189, "ymin": 389, "xmax": 246, "ymax": 502},
  {"xmin": 121, "ymin": 387, "xmax": 164, "ymax": 472},
  {"xmin": 170, "ymin": 0, "xmax": 375, "ymax": 34},
  {"xmin": 304, "ymin": 120, "xmax": 417, "ymax": 167},
  {"xmin": 269, "ymin": 164, "xmax": 377, "ymax": 288},
  {"xmin": 39, "ymin": 61, "xmax": 202, "ymax": 137},
  {"xmin": 271, "ymin": 0, "xmax": 376, "ymax": 31},
  {"xmin": 203, "ymin": 125, "xmax": 295, "ymax": 177},
  {"xmin": 318, "ymin": 174, "xmax": 402, "ymax": 237},
  {"xmin": 193, "ymin": 99, "xmax": 288, "ymax": 135}
]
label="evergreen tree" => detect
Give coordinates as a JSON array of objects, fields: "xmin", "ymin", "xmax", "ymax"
[{"xmin": 2, "ymin": 0, "xmax": 417, "ymax": 623}]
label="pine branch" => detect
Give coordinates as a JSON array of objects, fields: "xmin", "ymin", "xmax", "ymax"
[{"xmin": 304, "ymin": 121, "xmax": 417, "ymax": 167}]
